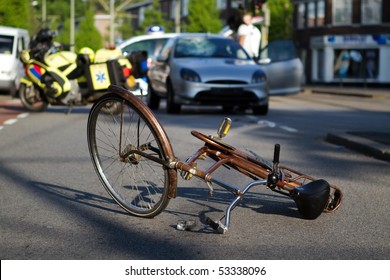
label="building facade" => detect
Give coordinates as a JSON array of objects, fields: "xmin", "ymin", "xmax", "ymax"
[{"xmin": 292, "ymin": 0, "xmax": 390, "ymax": 85}]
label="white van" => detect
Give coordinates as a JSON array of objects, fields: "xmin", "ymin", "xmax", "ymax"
[{"xmin": 0, "ymin": 26, "xmax": 29, "ymax": 96}]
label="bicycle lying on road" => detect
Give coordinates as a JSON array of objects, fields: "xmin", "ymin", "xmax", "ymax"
[{"xmin": 87, "ymin": 85, "xmax": 343, "ymax": 234}]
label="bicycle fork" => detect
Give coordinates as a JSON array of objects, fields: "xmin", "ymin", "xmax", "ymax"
[{"xmin": 205, "ymin": 178, "xmax": 268, "ymax": 234}]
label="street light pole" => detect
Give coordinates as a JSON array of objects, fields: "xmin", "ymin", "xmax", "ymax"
[
  {"xmin": 175, "ymin": 0, "xmax": 181, "ymax": 33},
  {"xmin": 70, "ymin": 0, "xmax": 75, "ymax": 52},
  {"xmin": 110, "ymin": 0, "xmax": 115, "ymax": 46},
  {"xmin": 42, "ymin": 0, "xmax": 47, "ymax": 24}
]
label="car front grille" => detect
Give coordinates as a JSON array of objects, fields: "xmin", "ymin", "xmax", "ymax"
[
  {"xmin": 205, "ymin": 80, "xmax": 247, "ymax": 85},
  {"xmin": 194, "ymin": 89, "xmax": 258, "ymax": 105}
]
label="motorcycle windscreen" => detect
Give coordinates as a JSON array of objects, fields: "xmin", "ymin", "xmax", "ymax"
[{"xmin": 88, "ymin": 63, "xmax": 111, "ymax": 90}]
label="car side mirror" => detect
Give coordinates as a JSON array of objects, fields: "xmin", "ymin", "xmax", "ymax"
[{"xmin": 258, "ymin": 58, "xmax": 271, "ymax": 64}]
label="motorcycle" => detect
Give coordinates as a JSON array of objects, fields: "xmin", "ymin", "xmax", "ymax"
[{"xmin": 18, "ymin": 28, "xmax": 134, "ymax": 112}]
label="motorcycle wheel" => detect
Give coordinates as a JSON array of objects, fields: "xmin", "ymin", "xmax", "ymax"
[
  {"xmin": 19, "ymin": 83, "xmax": 48, "ymax": 112},
  {"xmin": 101, "ymin": 99, "xmax": 121, "ymax": 115}
]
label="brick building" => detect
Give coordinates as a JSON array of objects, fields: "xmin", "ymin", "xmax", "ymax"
[{"xmin": 292, "ymin": 0, "xmax": 390, "ymax": 85}]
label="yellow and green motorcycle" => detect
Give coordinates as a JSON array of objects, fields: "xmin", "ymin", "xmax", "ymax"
[{"xmin": 19, "ymin": 28, "xmax": 132, "ymax": 112}]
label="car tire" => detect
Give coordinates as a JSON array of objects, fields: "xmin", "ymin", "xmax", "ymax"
[
  {"xmin": 252, "ymin": 104, "xmax": 268, "ymax": 115},
  {"xmin": 147, "ymin": 82, "xmax": 160, "ymax": 110},
  {"xmin": 166, "ymin": 80, "xmax": 181, "ymax": 114}
]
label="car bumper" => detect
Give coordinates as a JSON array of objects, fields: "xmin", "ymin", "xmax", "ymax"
[
  {"xmin": 173, "ymin": 81, "xmax": 268, "ymax": 106},
  {"xmin": 0, "ymin": 79, "xmax": 15, "ymax": 91}
]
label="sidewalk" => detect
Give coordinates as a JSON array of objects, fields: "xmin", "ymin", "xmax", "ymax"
[
  {"xmin": 303, "ymin": 85, "xmax": 390, "ymax": 162},
  {"xmin": 302, "ymin": 85, "xmax": 390, "ymax": 99}
]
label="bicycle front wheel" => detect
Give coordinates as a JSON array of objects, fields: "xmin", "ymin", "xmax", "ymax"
[{"xmin": 87, "ymin": 89, "xmax": 177, "ymax": 218}]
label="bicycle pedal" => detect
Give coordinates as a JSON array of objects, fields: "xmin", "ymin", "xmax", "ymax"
[
  {"xmin": 205, "ymin": 216, "xmax": 219, "ymax": 230},
  {"xmin": 205, "ymin": 217, "xmax": 227, "ymax": 234}
]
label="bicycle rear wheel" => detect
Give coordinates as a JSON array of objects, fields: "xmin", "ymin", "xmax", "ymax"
[{"xmin": 87, "ymin": 89, "xmax": 177, "ymax": 218}]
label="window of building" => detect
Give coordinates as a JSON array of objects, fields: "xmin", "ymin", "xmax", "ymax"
[
  {"xmin": 170, "ymin": 0, "xmax": 189, "ymax": 19},
  {"xmin": 217, "ymin": 0, "xmax": 227, "ymax": 10},
  {"xmin": 231, "ymin": 0, "xmax": 242, "ymax": 9},
  {"xmin": 316, "ymin": 0, "xmax": 325, "ymax": 26},
  {"xmin": 297, "ymin": 2, "xmax": 306, "ymax": 29},
  {"xmin": 138, "ymin": 6, "xmax": 145, "ymax": 25},
  {"xmin": 334, "ymin": 49, "xmax": 379, "ymax": 80},
  {"xmin": 182, "ymin": 0, "xmax": 189, "ymax": 17},
  {"xmin": 361, "ymin": 0, "xmax": 382, "ymax": 24},
  {"xmin": 308, "ymin": 2, "xmax": 315, "ymax": 27},
  {"xmin": 332, "ymin": 0, "xmax": 352, "ymax": 25}
]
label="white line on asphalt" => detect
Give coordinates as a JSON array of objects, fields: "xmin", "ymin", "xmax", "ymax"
[
  {"xmin": 17, "ymin": 113, "xmax": 29, "ymax": 119},
  {"xmin": 257, "ymin": 120, "xmax": 276, "ymax": 127},
  {"xmin": 279, "ymin": 125, "xmax": 298, "ymax": 133},
  {"xmin": 248, "ymin": 117, "xmax": 298, "ymax": 133},
  {"xmin": 4, "ymin": 119, "xmax": 18, "ymax": 125}
]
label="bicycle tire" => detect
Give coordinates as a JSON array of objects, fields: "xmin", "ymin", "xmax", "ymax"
[
  {"xmin": 87, "ymin": 87, "xmax": 177, "ymax": 218},
  {"xmin": 19, "ymin": 83, "xmax": 48, "ymax": 112}
]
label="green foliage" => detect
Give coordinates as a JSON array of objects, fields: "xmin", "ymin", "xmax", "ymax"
[
  {"xmin": 0, "ymin": 0, "xmax": 30, "ymax": 30},
  {"xmin": 185, "ymin": 0, "xmax": 222, "ymax": 33},
  {"xmin": 267, "ymin": 0, "xmax": 293, "ymax": 40},
  {"xmin": 56, "ymin": 17, "xmax": 70, "ymax": 46},
  {"xmin": 75, "ymin": 9, "xmax": 103, "ymax": 51},
  {"xmin": 117, "ymin": 17, "xmax": 134, "ymax": 41},
  {"xmin": 137, "ymin": 0, "xmax": 173, "ymax": 35}
]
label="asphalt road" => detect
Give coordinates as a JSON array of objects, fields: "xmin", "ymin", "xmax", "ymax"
[{"xmin": 0, "ymin": 91, "xmax": 389, "ymax": 260}]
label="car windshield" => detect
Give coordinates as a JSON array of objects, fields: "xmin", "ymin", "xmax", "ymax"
[
  {"xmin": 0, "ymin": 35, "xmax": 14, "ymax": 54},
  {"xmin": 174, "ymin": 37, "xmax": 249, "ymax": 60},
  {"xmin": 121, "ymin": 38, "xmax": 170, "ymax": 58}
]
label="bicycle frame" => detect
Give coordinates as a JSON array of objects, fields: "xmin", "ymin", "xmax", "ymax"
[{"xmin": 123, "ymin": 118, "xmax": 343, "ymax": 234}]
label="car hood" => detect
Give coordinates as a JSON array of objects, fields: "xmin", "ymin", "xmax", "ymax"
[{"xmin": 174, "ymin": 58, "xmax": 261, "ymax": 81}]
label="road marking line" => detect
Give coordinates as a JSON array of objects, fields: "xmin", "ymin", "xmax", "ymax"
[
  {"xmin": 4, "ymin": 119, "xmax": 18, "ymax": 125},
  {"xmin": 247, "ymin": 117, "xmax": 299, "ymax": 133},
  {"xmin": 257, "ymin": 120, "xmax": 276, "ymax": 128},
  {"xmin": 280, "ymin": 125, "xmax": 298, "ymax": 133},
  {"xmin": 17, "ymin": 113, "xmax": 29, "ymax": 119}
]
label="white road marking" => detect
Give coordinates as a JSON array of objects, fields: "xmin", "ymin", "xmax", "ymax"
[
  {"xmin": 279, "ymin": 125, "xmax": 298, "ymax": 133},
  {"xmin": 257, "ymin": 120, "xmax": 276, "ymax": 128},
  {"xmin": 0, "ymin": 109, "xmax": 29, "ymax": 131},
  {"xmin": 4, "ymin": 119, "xmax": 18, "ymax": 125},
  {"xmin": 18, "ymin": 113, "xmax": 29, "ymax": 119},
  {"xmin": 246, "ymin": 117, "xmax": 298, "ymax": 133}
]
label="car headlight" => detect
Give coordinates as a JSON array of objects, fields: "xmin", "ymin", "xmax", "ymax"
[
  {"xmin": 251, "ymin": 70, "xmax": 267, "ymax": 84},
  {"xmin": 180, "ymin": 68, "xmax": 201, "ymax": 82}
]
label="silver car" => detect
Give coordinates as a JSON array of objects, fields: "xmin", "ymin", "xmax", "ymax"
[{"xmin": 147, "ymin": 33, "xmax": 269, "ymax": 114}]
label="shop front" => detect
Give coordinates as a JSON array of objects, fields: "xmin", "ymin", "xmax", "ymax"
[{"xmin": 310, "ymin": 34, "xmax": 390, "ymax": 84}]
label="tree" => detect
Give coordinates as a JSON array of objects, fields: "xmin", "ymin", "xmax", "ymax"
[
  {"xmin": 75, "ymin": 8, "xmax": 103, "ymax": 51},
  {"xmin": 185, "ymin": 0, "xmax": 222, "ymax": 33},
  {"xmin": 137, "ymin": 0, "xmax": 173, "ymax": 35},
  {"xmin": 267, "ymin": 0, "xmax": 293, "ymax": 40},
  {"xmin": 56, "ymin": 17, "xmax": 71, "ymax": 47},
  {"xmin": 0, "ymin": 0, "xmax": 30, "ymax": 30}
]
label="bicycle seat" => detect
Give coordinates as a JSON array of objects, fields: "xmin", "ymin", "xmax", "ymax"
[{"xmin": 291, "ymin": 179, "xmax": 330, "ymax": 219}]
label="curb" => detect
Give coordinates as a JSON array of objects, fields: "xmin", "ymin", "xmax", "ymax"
[
  {"xmin": 326, "ymin": 133, "xmax": 390, "ymax": 163},
  {"xmin": 302, "ymin": 87, "xmax": 390, "ymax": 99}
]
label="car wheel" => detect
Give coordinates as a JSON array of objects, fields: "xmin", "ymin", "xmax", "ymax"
[
  {"xmin": 147, "ymin": 82, "xmax": 160, "ymax": 110},
  {"xmin": 166, "ymin": 80, "xmax": 181, "ymax": 114},
  {"xmin": 252, "ymin": 104, "xmax": 268, "ymax": 115}
]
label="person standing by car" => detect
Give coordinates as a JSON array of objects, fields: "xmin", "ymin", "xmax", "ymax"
[{"xmin": 237, "ymin": 12, "xmax": 261, "ymax": 59}]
